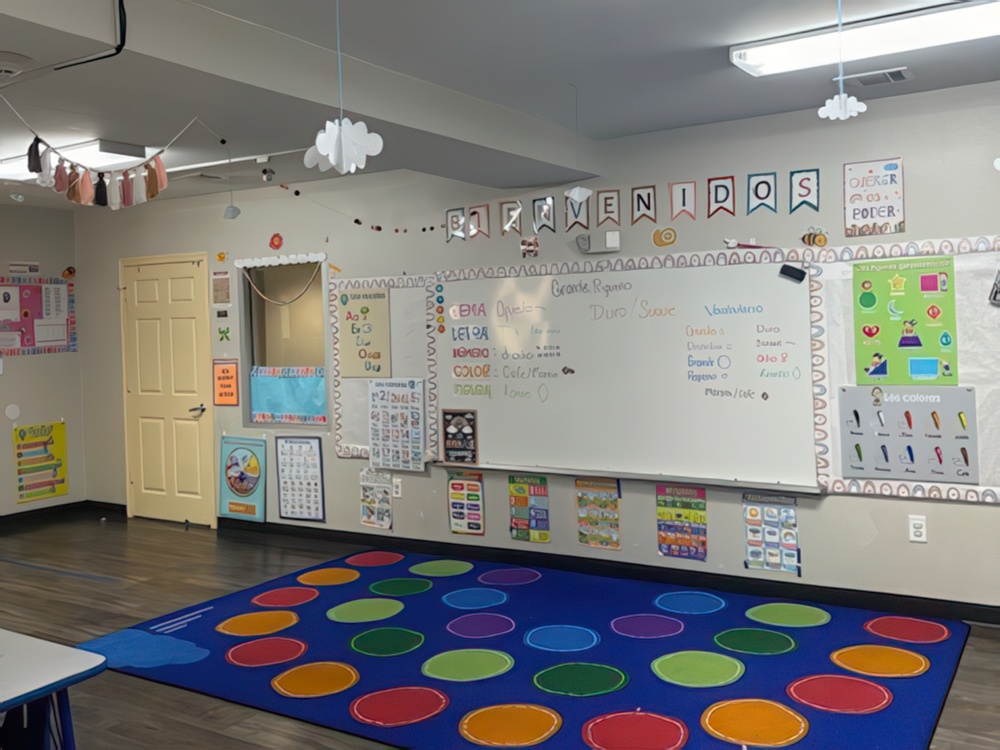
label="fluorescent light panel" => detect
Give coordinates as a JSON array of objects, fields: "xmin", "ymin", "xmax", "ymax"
[{"xmin": 731, "ymin": 1, "xmax": 1000, "ymax": 76}]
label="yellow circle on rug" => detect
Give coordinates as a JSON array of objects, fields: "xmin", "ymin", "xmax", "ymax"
[
  {"xmin": 701, "ymin": 698, "xmax": 808, "ymax": 747},
  {"xmin": 216, "ymin": 610, "xmax": 299, "ymax": 636},
  {"xmin": 830, "ymin": 644, "xmax": 930, "ymax": 677},
  {"xmin": 459, "ymin": 704, "xmax": 562, "ymax": 747},
  {"xmin": 297, "ymin": 568, "xmax": 361, "ymax": 586},
  {"xmin": 271, "ymin": 661, "xmax": 360, "ymax": 698}
]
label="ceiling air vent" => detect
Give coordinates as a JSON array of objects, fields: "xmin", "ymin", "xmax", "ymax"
[
  {"xmin": 847, "ymin": 67, "xmax": 914, "ymax": 87},
  {"xmin": 0, "ymin": 52, "xmax": 33, "ymax": 82}
]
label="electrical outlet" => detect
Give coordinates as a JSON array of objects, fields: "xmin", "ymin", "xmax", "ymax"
[
  {"xmin": 393, "ymin": 477, "xmax": 402, "ymax": 498},
  {"xmin": 908, "ymin": 514, "xmax": 927, "ymax": 543}
]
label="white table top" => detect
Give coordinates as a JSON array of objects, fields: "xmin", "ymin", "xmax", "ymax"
[{"xmin": 0, "ymin": 628, "xmax": 107, "ymax": 711}]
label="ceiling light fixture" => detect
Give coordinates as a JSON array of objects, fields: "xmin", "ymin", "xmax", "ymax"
[{"xmin": 730, "ymin": 0, "xmax": 1000, "ymax": 77}]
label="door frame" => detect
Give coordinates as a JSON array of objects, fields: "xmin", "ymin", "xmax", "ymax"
[{"xmin": 119, "ymin": 252, "xmax": 216, "ymax": 528}]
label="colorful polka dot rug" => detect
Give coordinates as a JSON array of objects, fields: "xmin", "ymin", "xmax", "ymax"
[{"xmin": 79, "ymin": 550, "xmax": 968, "ymax": 748}]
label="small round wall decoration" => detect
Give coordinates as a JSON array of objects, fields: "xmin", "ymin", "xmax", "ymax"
[{"xmin": 270, "ymin": 233, "xmax": 284, "ymax": 250}]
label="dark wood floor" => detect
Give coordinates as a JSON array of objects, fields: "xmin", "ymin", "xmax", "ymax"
[{"xmin": 0, "ymin": 506, "xmax": 997, "ymax": 749}]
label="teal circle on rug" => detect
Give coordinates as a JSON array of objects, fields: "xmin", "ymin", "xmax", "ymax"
[
  {"xmin": 408, "ymin": 560, "xmax": 474, "ymax": 577},
  {"xmin": 651, "ymin": 650, "xmax": 745, "ymax": 687},
  {"xmin": 745, "ymin": 602, "xmax": 831, "ymax": 628},
  {"xmin": 351, "ymin": 627, "xmax": 425, "ymax": 657},
  {"xmin": 533, "ymin": 662, "xmax": 629, "ymax": 697},
  {"xmin": 654, "ymin": 591, "xmax": 726, "ymax": 614},
  {"xmin": 714, "ymin": 628, "xmax": 797, "ymax": 655},
  {"xmin": 327, "ymin": 598, "xmax": 404, "ymax": 623},
  {"xmin": 525, "ymin": 625, "xmax": 600, "ymax": 652},
  {"xmin": 368, "ymin": 578, "xmax": 433, "ymax": 597}
]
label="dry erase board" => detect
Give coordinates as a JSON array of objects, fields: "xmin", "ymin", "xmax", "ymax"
[{"xmin": 431, "ymin": 257, "xmax": 818, "ymax": 491}]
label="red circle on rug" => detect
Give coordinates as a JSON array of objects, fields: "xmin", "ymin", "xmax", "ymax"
[
  {"xmin": 787, "ymin": 674, "xmax": 893, "ymax": 714},
  {"xmin": 582, "ymin": 709, "xmax": 688, "ymax": 749},
  {"xmin": 350, "ymin": 686, "xmax": 449, "ymax": 727},
  {"xmin": 226, "ymin": 637, "xmax": 307, "ymax": 668},
  {"xmin": 345, "ymin": 551, "xmax": 406, "ymax": 567},
  {"xmin": 252, "ymin": 587, "xmax": 319, "ymax": 607},
  {"xmin": 864, "ymin": 616, "xmax": 950, "ymax": 644}
]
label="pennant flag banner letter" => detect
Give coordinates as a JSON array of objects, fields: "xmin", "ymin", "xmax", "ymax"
[
  {"xmin": 747, "ymin": 172, "xmax": 778, "ymax": 215},
  {"xmin": 708, "ymin": 176, "xmax": 736, "ymax": 218},
  {"xmin": 631, "ymin": 186, "xmax": 657, "ymax": 224},
  {"xmin": 670, "ymin": 181, "xmax": 696, "ymax": 221}
]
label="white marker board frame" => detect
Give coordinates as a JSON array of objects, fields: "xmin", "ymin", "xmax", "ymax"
[
  {"xmin": 431, "ymin": 253, "xmax": 821, "ymax": 492},
  {"xmin": 330, "ymin": 275, "xmax": 435, "ymax": 458}
]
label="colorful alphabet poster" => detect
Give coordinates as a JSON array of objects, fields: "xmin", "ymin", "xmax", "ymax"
[
  {"xmin": 0, "ymin": 276, "xmax": 76, "ymax": 356},
  {"xmin": 368, "ymin": 379, "xmax": 425, "ymax": 471},
  {"xmin": 250, "ymin": 367, "xmax": 327, "ymax": 424},
  {"xmin": 744, "ymin": 492, "xmax": 800, "ymax": 576},
  {"xmin": 13, "ymin": 421, "xmax": 68, "ymax": 503},
  {"xmin": 337, "ymin": 289, "xmax": 392, "ymax": 378},
  {"xmin": 276, "ymin": 436, "xmax": 325, "ymax": 522},
  {"xmin": 219, "ymin": 436, "xmax": 266, "ymax": 522},
  {"xmin": 844, "ymin": 158, "xmax": 904, "ymax": 237},
  {"xmin": 509, "ymin": 475, "xmax": 550, "ymax": 543},
  {"xmin": 576, "ymin": 477, "xmax": 621, "ymax": 551},
  {"xmin": 656, "ymin": 483, "xmax": 708, "ymax": 561},
  {"xmin": 447, "ymin": 471, "xmax": 484, "ymax": 535},
  {"xmin": 853, "ymin": 256, "xmax": 957, "ymax": 386},
  {"xmin": 359, "ymin": 467, "xmax": 393, "ymax": 530}
]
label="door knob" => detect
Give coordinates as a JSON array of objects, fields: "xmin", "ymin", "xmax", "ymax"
[{"xmin": 188, "ymin": 403, "xmax": 206, "ymax": 417}]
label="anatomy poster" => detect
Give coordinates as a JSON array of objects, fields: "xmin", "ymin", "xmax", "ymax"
[
  {"xmin": 656, "ymin": 483, "xmax": 707, "ymax": 561},
  {"xmin": 743, "ymin": 492, "xmax": 801, "ymax": 576},
  {"xmin": 576, "ymin": 477, "xmax": 621, "ymax": 551},
  {"xmin": 447, "ymin": 471, "xmax": 484, "ymax": 535},
  {"xmin": 509, "ymin": 474, "xmax": 550, "ymax": 543},
  {"xmin": 13, "ymin": 421, "xmax": 68, "ymax": 503},
  {"xmin": 0, "ymin": 277, "xmax": 75, "ymax": 356},
  {"xmin": 854, "ymin": 256, "xmax": 957, "ymax": 386},
  {"xmin": 219, "ymin": 436, "xmax": 266, "ymax": 522}
]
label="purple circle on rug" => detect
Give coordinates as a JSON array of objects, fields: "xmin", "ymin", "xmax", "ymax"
[
  {"xmin": 654, "ymin": 591, "xmax": 727, "ymax": 615},
  {"xmin": 441, "ymin": 588, "xmax": 508, "ymax": 610},
  {"xmin": 477, "ymin": 568, "xmax": 542, "ymax": 586},
  {"xmin": 447, "ymin": 613, "xmax": 516, "ymax": 639},
  {"xmin": 611, "ymin": 613, "xmax": 685, "ymax": 639},
  {"xmin": 525, "ymin": 625, "xmax": 600, "ymax": 652}
]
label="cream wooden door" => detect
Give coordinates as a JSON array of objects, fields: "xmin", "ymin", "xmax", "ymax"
[{"xmin": 121, "ymin": 255, "xmax": 215, "ymax": 528}]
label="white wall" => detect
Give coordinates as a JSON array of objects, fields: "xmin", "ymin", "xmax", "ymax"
[
  {"xmin": 0, "ymin": 206, "xmax": 85, "ymax": 515},
  {"xmin": 72, "ymin": 81, "xmax": 1000, "ymax": 607}
]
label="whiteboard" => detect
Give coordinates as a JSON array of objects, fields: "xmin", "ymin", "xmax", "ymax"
[
  {"xmin": 330, "ymin": 276, "xmax": 433, "ymax": 458},
  {"xmin": 432, "ymin": 257, "xmax": 819, "ymax": 491}
]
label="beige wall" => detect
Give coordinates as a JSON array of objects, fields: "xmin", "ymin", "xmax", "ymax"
[{"xmin": 61, "ymin": 80, "xmax": 1000, "ymax": 607}]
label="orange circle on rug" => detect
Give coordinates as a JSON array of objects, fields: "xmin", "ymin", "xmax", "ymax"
[
  {"xmin": 345, "ymin": 551, "xmax": 405, "ymax": 567},
  {"xmin": 350, "ymin": 686, "xmax": 449, "ymax": 727},
  {"xmin": 296, "ymin": 568, "xmax": 361, "ymax": 586},
  {"xmin": 459, "ymin": 704, "xmax": 562, "ymax": 747},
  {"xmin": 830, "ymin": 644, "xmax": 930, "ymax": 677},
  {"xmin": 216, "ymin": 610, "xmax": 299, "ymax": 636},
  {"xmin": 271, "ymin": 661, "xmax": 360, "ymax": 698},
  {"xmin": 701, "ymin": 699, "xmax": 808, "ymax": 747},
  {"xmin": 582, "ymin": 709, "xmax": 688, "ymax": 749},
  {"xmin": 252, "ymin": 587, "xmax": 319, "ymax": 607},
  {"xmin": 864, "ymin": 616, "xmax": 950, "ymax": 644}
]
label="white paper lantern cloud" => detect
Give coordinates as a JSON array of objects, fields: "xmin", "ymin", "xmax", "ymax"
[
  {"xmin": 304, "ymin": 117, "xmax": 383, "ymax": 175},
  {"xmin": 818, "ymin": 92, "xmax": 867, "ymax": 121}
]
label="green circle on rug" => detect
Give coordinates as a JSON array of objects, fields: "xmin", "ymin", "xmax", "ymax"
[
  {"xmin": 421, "ymin": 649, "xmax": 514, "ymax": 682},
  {"xmin": 327, "ymin": 598, "xmax": 404, "ymax": 623},
  {"xmin": 533, "ymin": 662, "xmax": 629, "ymax": 697},
  {"xmin": 351, "ymin": 627, "xmax": 425, "ymax": 657},
  {"xmin": 714, "ymin": 628, "xmax": 797, "ymax": 655},
  {"xmin": 408, "ymin": 560, "xmax": 474, "ymax": 577},
  {"xmin": 368, "ymin": 578, "xmax": 433, "ymax": 597},
  {"xmin": 745, "ymin": 602, "xmax": 831, "ymax": 628},
  {"xmin": 651, "ymin": 650, "xmax": 745, "ymax": 688}
]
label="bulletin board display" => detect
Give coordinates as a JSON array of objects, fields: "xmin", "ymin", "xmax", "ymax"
[
  {"xmin": 0, "ymin": 276, "xmax": 76, "ymax": 355},
  {"xmin": 432, "ymin": 254, "xmax": 820, "ymax": 492},
  {"xmin": 330, "ymin": 275, "xmax": 434, "ymax": 458}
]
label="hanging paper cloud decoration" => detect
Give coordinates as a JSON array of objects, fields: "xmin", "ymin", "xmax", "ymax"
[
  {"xmin": 564, "ymin": 186, "xmax": 593, "ymax": 203},
  {"xmin": 818, "ymin": 92, "xmax": 867, "ymax": 121},
  {"xmin": 304, "ymin": 117, "xmax": 383, "ymax": 175}
]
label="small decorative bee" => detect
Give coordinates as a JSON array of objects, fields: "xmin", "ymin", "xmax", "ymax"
[{"xmin": 801, "ymin": 227, "xmax": 828, "ymax": 247}]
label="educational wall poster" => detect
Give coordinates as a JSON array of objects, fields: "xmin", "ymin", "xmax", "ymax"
[
  {"xmin": 218, "ymin": 436, "xmax": 266, "ymax": 522},
  {"xmin": 213, "ymin": 359, "xmax": 239, "ymax": 406},
  {"xmin": 447, "ymin": 471, "xmax": 484, "ymax": 535},
  {"xmin": 838, "ymin": 385, "xmax": 978, "ymax": 484},
  {"xmin": 576, "ymin": 477, "xmax": 621, "ymax": 551},
  {"xmin": 13, "ymin": 421, "xmax": 67, "ymax": 503},
  {"xmin": 441, "ymin": 409, "xmax": 478, "ymax": 464},
  {"xmin": 844, "ymin": 157, "xmax": 904, "ymax": 237},
  {"xmin": 359, "ymin": 467, "xmax": 393, "ymax": 530},
  {"xmin": 743, "ymin": 492, "xmax": 801, "ymax": 576},
  {"xmin": 0, "ymin": 276, "xmax": 76, "ymax": 356},
  {"xmin": 368, "ymin": 379, "xmax": 426, "ymax": 471},
  {"xmin": 509, "ymin": 474, "xmax": 550, "ymax": 543},
  {"xmin": 337, "ymin": 288, "xmax": 392, "ymax": 378},
  {"xmin": 656, "ymin": 483, "xmax": 708, "ymax": 561},
  {"xmin": 853, "ymin": 256, "xmax": 957, "ymax": 386},
  {"xmin": 250, "ymin": 366, "xmax": 327, "ymax": 424},
  {"xmin": 211, "ymin": 270, "xmax": 231, "ymax": 307},
  {"xmin": 276, "ymin": 436, "xmax": 325, "ymax": 522}
]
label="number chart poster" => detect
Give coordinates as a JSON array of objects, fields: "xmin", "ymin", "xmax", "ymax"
[
  {"xmin": 577, "ymin": 476, "xmax": 621, "ymax": 551},
  {"xmin": 509, "ymin": 474, "xmax": 550, "ymax": 543},
  {"xmin": 743, "ymin": 492, "xmax": 801, "ymax": 576},
  {"xmin": 853, "ymin": 256, "xmax": 957, "ymax": 386},
  {"xmin": 13, "ymin": 422, "xmax": 68, "ymax": 503},
  {"xmin": 0, "ymin": 277, "xmax": 75, "ymax": 355},
  {"xmin": 219, "ymin": 436, "xmax": 266, "ymax": 522},
  {"xmin": 656, "ymin": 483, "xmax": 707, "ymax": 561}
]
